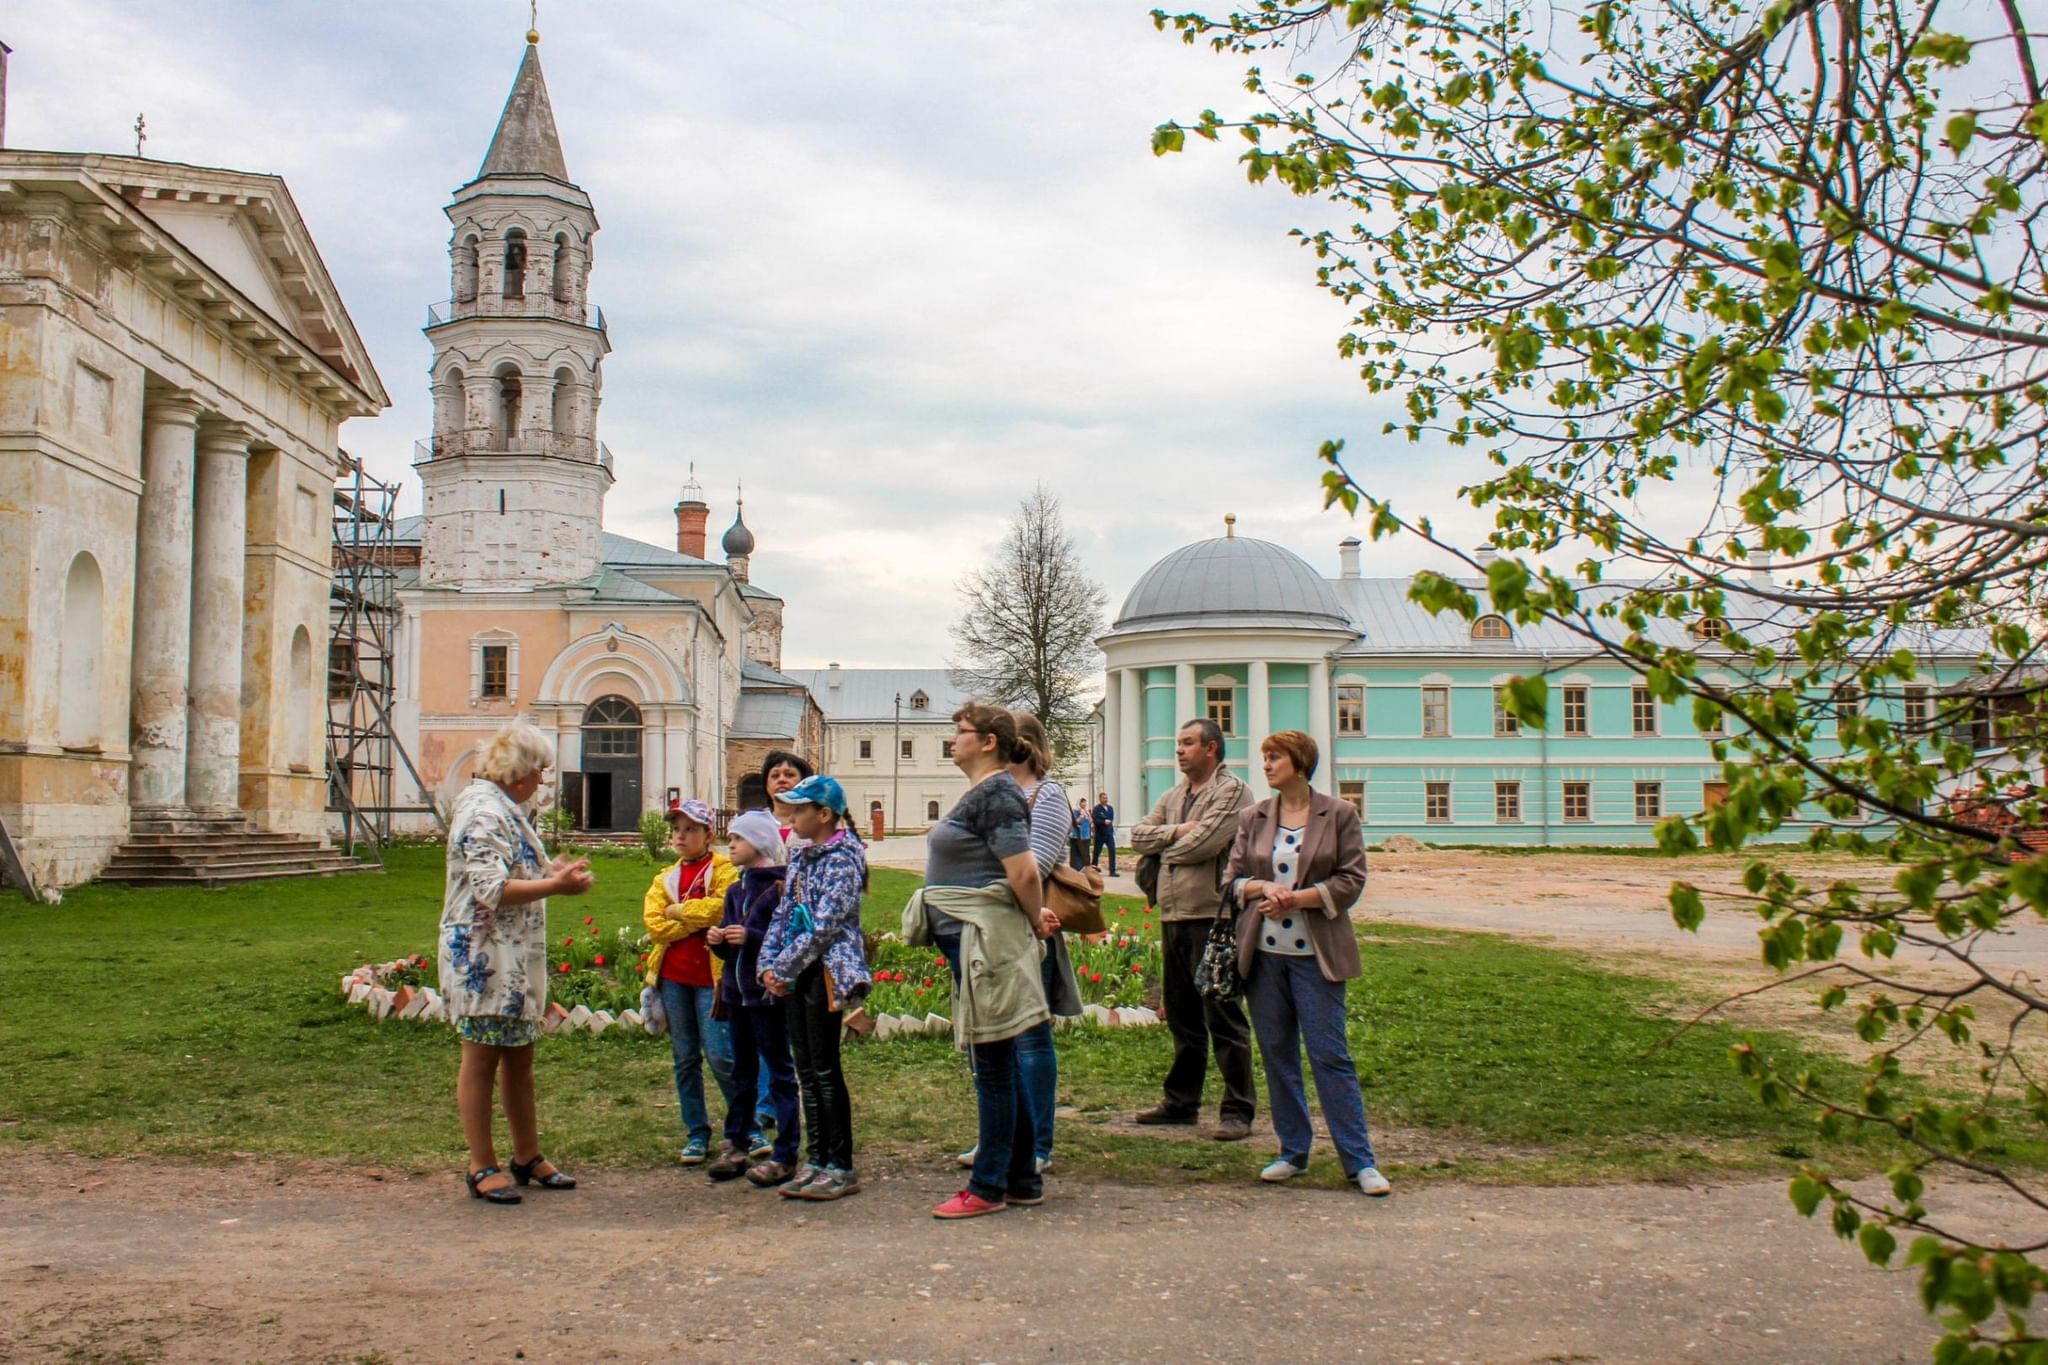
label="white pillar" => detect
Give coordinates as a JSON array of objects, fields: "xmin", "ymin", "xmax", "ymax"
[
  {"xmin": 1103, "ymin": 669, "xmax": 1121, "ymax": 814},
  {"xmin": 1248, "ymin": 659, "xmax": 1271, "ymax": 797},
  {"xmin": 1119, "ymin": 666, "xmax": 1143, "ymax": 820},
  {"xmin": 186, "ymin": 422, "xmax": 252, "ymax": 812},
  {"xmin": 1175, "ymin": 662, "xmax": 1196, "ymax": 733},
  {"xmin": 130, "ymin": 393, "xmax": 204, "ymax": 811},
  {"xmin": 1308, "ymin": 658, "xmax": 1334, "ymax": 795}
]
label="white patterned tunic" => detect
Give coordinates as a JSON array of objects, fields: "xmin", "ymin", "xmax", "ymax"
[{"xmin": 438, "ymin": 779, "xmax": 551, "ymax": 1042}]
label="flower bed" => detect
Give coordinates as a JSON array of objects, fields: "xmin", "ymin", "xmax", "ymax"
[{"xmin": 341, "ymin": 902, "xmax": 1168, "ymax": 1041}]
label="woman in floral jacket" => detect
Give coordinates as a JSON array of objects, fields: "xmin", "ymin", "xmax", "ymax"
[{"xmin": 439, "ymin": 723, "xmax": 593, "ymax": 1204}]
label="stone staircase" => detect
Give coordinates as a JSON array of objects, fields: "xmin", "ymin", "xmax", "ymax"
[{"xmin": 100, "ymin": 812, "xmax": 369, "ymax": 888}]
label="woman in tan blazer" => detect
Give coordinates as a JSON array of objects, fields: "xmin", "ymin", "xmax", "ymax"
[{"xmin": 1224, "ymin": 730, "xmax": 1390, "ymax": 1196}]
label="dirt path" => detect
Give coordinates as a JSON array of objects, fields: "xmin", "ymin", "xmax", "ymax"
[{"xmin": 0, "ymin": 1150, "xmax": 1989, "ymax": 1364}]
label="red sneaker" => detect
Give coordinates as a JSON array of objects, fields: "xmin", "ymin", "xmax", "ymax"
[{"xmin": 933, "ymin": 1189, "xmax": 1007, "ymax": 1220}]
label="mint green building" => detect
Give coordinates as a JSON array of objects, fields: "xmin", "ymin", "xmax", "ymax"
[{"xmin": 1098, "ymin": 526, "xmax": 1985, "ymax": 845}]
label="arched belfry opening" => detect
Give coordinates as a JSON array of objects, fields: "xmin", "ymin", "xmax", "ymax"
[{"xmin": 578, "ymin": 694, "xmax": 642, "ymax": 832}]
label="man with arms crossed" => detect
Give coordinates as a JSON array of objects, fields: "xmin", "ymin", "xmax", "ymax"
[{"xmin": 1129, "ymin": 720, "xmax": 1255, "ymax": 1140}]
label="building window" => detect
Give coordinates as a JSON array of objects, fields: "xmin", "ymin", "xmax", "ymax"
[
  {"xmin": 1563, "ymin": 685, "xmax": 1588, "ymax": 736},
  {"xmin": 328, "ymin": 641, "xmax": 353, "ymax": 701},
  {"xmin": 1206, "ymin": 686, "xmax": 1236, "ymax": 736},
  {"xmin": 1634, "ymin": 780, "xmax": 1662, "ymax": 820},
  {"xmin": 909, "ymin": 690, "xmax": 929, "ymax": 711},
  {"xmin": 1562, "ymin": 781, "xmax": 1591, "ymax": 822},
  {"xmin": 480, "ymin": 644, "xmax": 509, "ymax": 699},
  {"xmin": 582, "ymin": 695, "xmax": 641, "ymax": 757},
  {"xmin": 1425, "ymin": 780, "xmax": 1451, "ymax": 823},
  {"xmin": 1903, "ymin": 686, "xmax": 1930, "ymax": 731},
  {"xmin": 1336, "ymin": 683, "xmax": 1366, "ymax": 736},
  {"xmin": 1693, "ymin": 616, "xmax": 1726, "ymax": 642},
  {"xmin": 1339, "ymin": 779, "xmax": 1366, "ymax": 818},
  {"xmin": 941, "ymin": 739, "xmax": 954, "ymax": 759},
  {"xmin": 1631, "ymin": 686, "xmax": 1659, "ymax": 736},
  {"xmin": 1493, "ymin": 686, "xmax": 1520, "ymax": 736},
  {"xmin": 1834, "ymin": 683, "xmax": 1860, "ymax": 730},
  {"xmin": 926, "ymin": 799, "xmax": 940, "ymax": 820},
  {"xmin": 1494, "ymin": 781, "xmax": 1521, "ymax": 822},
  {"xmin": 1422, "ymin": 686, "xmax": 1450, "ymax": 737},
  {"xmin": 1472, "ymin": 615, "xmax": 1512, "ymax": 641},
  {"xmin": 858, "ymin": 738, "xmax": 873, "ymax": 760},
  {"xmin": 901, "ymin": 738, "xmax": 914, "ymax": 760}
]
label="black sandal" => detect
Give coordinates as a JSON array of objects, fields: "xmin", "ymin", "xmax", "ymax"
[
  {"xmin": 466, "ymin": 1166, "xmax": 522, "ymax": 1204},
  {"xmin": 510, "ymin": 1154, "xmax": 576, "ymax": 1190}
]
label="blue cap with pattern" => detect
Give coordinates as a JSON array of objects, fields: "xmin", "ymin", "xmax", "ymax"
[{"xmin": 780, "ymin": 774, "xmax": 848, "ymax": 817}]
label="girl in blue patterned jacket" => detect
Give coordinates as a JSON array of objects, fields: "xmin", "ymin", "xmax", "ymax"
[{"xmin": 758, "ymin": 774, "xmax": 870, "ymax": 1201}]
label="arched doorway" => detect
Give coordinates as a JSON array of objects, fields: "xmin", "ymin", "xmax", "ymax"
[
  {"xmin": 735, "ymin": 773, "xmax": 768, "ymax": 812},
  {"xmin": 580, "ymin": 695, "xmax": 642, "ymax": 831}
]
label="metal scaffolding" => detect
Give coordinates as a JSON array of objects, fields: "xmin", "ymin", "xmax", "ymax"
[{"xmin": 327, "ymin": 453, "xmax": 439, "ymax": 858}]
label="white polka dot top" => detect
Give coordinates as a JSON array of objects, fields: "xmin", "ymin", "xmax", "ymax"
[{"xmin": 1259, "ymin": 824, "xmax": 1314, "ymax": 956}]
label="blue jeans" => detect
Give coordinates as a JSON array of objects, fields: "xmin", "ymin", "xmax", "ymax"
[
  {"xmin": 659, "ymin": 978, "xmax": 735, "ymax": 1147},
  {"xmin": 1245, "ymin": 952, "xmax": 1377, "ymax": 1174},
  {"xmin": 930, "ymin": 912, "xmax": 1042, "ymax": 1203},
  {"xmin": 1014, "ymin": 944, "xmax": 1063, "ymax": 1162}
]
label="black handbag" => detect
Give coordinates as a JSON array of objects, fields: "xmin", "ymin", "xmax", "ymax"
[
  {"xmin": 1193, "ymin": 884, "xmax": 1244, "ymax": 1004},
  {"xmin": 1135, "ymin": 851, "xmax": 1161, "ymax": 904}
]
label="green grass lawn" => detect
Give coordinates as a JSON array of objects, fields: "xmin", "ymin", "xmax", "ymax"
[{"xmin": 0, "ymin": 845, "xmax": 1956, "ymax": 1186}]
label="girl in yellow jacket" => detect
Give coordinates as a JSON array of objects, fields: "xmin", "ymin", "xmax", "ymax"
[{"xmin": 642, "ymin": 799, "xmax": 759, "ymax": 1165}]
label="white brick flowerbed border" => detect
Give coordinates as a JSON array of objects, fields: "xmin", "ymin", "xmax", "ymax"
[{"xmin": 339, "ymin": 959, "xmax": 1164, "ymax": 1041}]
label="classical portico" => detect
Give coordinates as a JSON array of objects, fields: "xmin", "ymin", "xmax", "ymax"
[{"xmin": 0, "ymin": 152, "xmax": 388, "ymax": 888}]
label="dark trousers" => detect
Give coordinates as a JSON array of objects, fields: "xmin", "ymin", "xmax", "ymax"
[
  {"xmin": 931, "ymin": 912, "xmax": 1044, "ymax": 1204},
  {"xmin": 783, "ymin": 964, "xmax": 853, "ymax": 1171},
  {"xmin": 1159, "ymin": 918, "xmax": 1255, "ymax": 1122},
  {"xmin": 1068, "ymin": 837, "xmax": 1087, "ymax": 870},
  {"xmin": 726, "ymin": 1000, "xmax": 801, "ymax": 1165},
  {"xmin": 1092, "ymin": 830, "xmax": 1116, "ymax": 874}
]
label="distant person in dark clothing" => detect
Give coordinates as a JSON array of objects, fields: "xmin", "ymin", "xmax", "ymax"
[
  {"xmin": 1070, "ymin": 803, "xmax": 1091, "ymax": 870},
  {"xmin": 1091, "ymin": 793, "xmax": 1116, "ymax": 875}
]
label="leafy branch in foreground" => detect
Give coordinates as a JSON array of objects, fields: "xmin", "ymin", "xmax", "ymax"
[{"xmin": 1154, "ymin": 0, "xmax": 2048, "ymax": 1356}]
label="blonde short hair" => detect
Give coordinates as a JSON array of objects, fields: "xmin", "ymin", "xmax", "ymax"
[{"xmin": 477, "ymin": 722, "xmax": 552, "ymax": 785}]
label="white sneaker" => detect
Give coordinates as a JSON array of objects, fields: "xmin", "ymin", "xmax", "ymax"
[
  {"xmin": 1356, "ymin": 1166, "xmax": 1392, "ymax": 1197},
  {"xmin": 1260, "ymin": 1159, "xmax": 1305, "ymax": 1183},
  {"xmin": 1037, "ymin": 1155, "xmax": 1051, "ymax": 1174},
  {"xmin": 955, "ymin": 1144, "xmax": 977, "ymax": 1168}
]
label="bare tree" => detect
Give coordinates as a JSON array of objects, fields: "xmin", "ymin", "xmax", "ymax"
[{"xmin": 950, "ymin": 485, "xmax": 1107, "ymax": 752}]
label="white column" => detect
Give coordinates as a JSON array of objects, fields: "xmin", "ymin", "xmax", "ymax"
[
  {"xmin": 129, "ymin": 393, "xmax": 204, "ymax": 811},
  {"xmin": 1308, "ymin": 658, "xmax": 1334, "ymax": 795},
  {"xmin": 1248, "ymin": 659, "xmax": 1271, "ymax": 797},
  {"xmin": 1119, "ymin": 666, "xmax": 1143, "ymax": 820},
  {"xmin": 1174, "ymin": 662, "xmax": 1196, "ymax": 733},
  {"xmin": 1103, "ymin": 669, "xmax": 1121, "ymax": 814},
  {"xmin": 186, "ymin": 421, "xmax": 252, "ymax": 812}
]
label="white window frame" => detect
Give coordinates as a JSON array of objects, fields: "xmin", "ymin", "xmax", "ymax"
[
  {"xmin": 1336, "ymin": 683, "xmax": 1366, "ymax": 736},
  {"xmin": 1422, "ymin": 686, "xmax": 1450, "ymax": 738},
  {"xmin": 1424, "ymin": 780, "xmax": 1452, "ymax": 823},
  {"xmin": 1634, "ymin": 780, "xmax": 1663, "ymax": 821},
  {"xmin": 1562, "ymin": 780, "xmax": 1591, "ymax": 823},
  {"xmin": 468, "ymin": 630, "xmax": 520, "ymax": 704},
  {"xmin": 1494, "ymin": 780, "xmax": 1521, "ymax": 823},
  {"xmin": 1205, "ymin": 685, "xmax": 1237, "ymax": 737},
  {"xmin": 900, "ymin": 737, "xmax": 914, "ymax": 761},
  {"xmin": 1903, "ymin": 685, "xmax": 1931, "ymax": 731},
  {"xmin": 1563, "ymin": 685, "xmax": 1589, "ymax": 736},
  {"xmin": 857, "ymin": 737, "xmax": 873, "ymax": 761},
  {"xmin": 1631, "ymin": 686, "xmax": 1659, "ymax": 736}
]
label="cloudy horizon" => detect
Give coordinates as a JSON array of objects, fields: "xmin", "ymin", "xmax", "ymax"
[{"xmin": 9, "ymin": 1, "xmax": 1500, "ymax": 668}]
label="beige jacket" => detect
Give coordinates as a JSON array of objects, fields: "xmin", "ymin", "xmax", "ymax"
[{"xmin": 1128, "ymin": 769, "xmax": 1253, "ymax": 921}]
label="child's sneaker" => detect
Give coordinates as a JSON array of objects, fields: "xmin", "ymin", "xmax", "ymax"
[
  {"xmin": 677, "ymin": 1137, "xmax": 709, "ymax": 1166},
  {"xmin": 798, "ymin": 1167, "xmax": 862, "ymax": 1201},
  {"xmin": 746, "ymin": 1134, "xmax": 774, "ymax": 1161},
  {"xmin": 933, "ymin": 1189, "xmax": 1007, "ymax": 1219},
  {"xmin": 776, "ymin": 1164, "xmax": 824, "ymax": 1198},
  {"xmin": 705, "ymin": 1146, "xmax": 748, "ymax": 1181},
  {"xmin": 746, "ymin": 1159, "xmax": 794, "ymax": 1188}
]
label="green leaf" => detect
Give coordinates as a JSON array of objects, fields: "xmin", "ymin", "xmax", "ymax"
[
  {"xmin": 1152, "ymin": 124, "xmax": 1187, "ymax": 156},
  {"xmin": 1913, "ymin": 32, "xmax": 1974, "ymax": 66},
  {"xmin": 1670, "ymin": 882, "xmax": 1705, "ymax": 931},
  {"xmin": 1860, "ymin": 1223, "xmax": 1897, "ymax": 1267},
  {"xmin": 1789, "ymin": 1173, "xmax": 1827, "ymax": 1217},
  {"xmin": 1504, "ymin": 674, "xmax": 1549, "ymax": 730}
]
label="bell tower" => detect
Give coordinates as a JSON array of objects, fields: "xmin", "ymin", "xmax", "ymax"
[{"xmin": 417, "ymin": 26, "xmax": 613, "ymax": 588}]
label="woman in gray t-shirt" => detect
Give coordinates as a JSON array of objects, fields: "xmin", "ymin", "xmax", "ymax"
[{"xmin": 925, "ymin": 703, "xmax": 1057, "ymax": 1219}]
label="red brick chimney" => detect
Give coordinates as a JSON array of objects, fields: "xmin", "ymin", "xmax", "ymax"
[{"xmin": 674, "ymin": 464, "xmax": 709, "ymax": 558}]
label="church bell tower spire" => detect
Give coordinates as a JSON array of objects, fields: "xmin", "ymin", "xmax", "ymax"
[{"xmin": 416, "ymin": 27, "xmax": 613, "ymax": 590}]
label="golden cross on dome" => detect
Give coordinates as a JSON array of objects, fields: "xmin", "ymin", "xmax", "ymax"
[{"xmin": 527, "ymin": 0, "xmax": 540, "ymax": 43}]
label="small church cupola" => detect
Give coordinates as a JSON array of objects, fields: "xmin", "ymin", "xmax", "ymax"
[{"xmin": 722, "ymin": 488, "xmax": 756, "ymax": 582}]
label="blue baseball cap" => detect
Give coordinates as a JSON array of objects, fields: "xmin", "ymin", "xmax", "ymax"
[{"xmin": 780, "ymin": 774, "xmax": 848, "ymax": 817}]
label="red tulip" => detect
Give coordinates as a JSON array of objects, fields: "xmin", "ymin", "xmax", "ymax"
[
  {"xmin": 594, "ymin": 954, "xmax": 606, "ymax": 966},
  {"xmin": 1131, "ymin": 964, "xmax": 1142, "ymax": 974},
  {"xmin": 558, "ymin": 962, "xmax": 570, "ymax": 974},
  {"xmin": 922, "ymin": 977, "xmax": 933, "ymax": 988},
  {"xmin": 562, "ymin": 936, "xmax": 573, "ymax": 947}
]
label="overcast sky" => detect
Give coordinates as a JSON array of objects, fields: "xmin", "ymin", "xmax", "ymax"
[{"xmin": 10, "ymin": 0, "xmax": 1497, "ymax": 667}]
